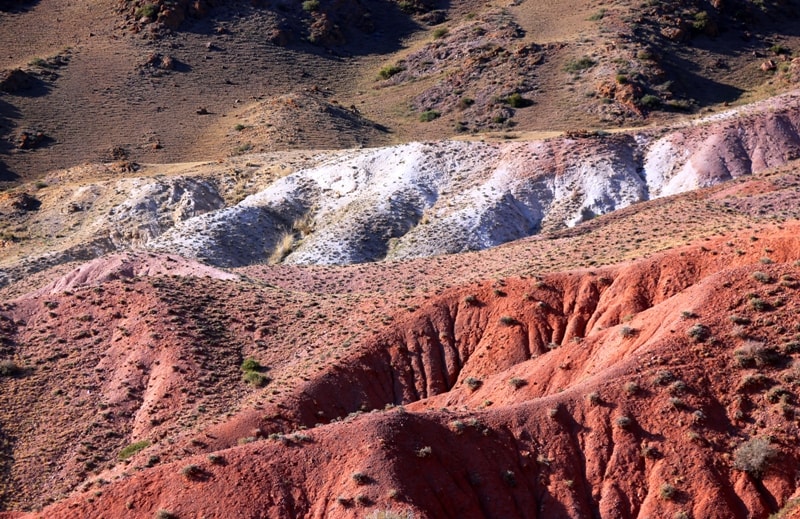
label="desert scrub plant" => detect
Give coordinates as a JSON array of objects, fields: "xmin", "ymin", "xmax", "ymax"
[
  {"xmin": 241, "ymin": 358, "xmax": 262, "ymax": 372},
  {"xmin": 738, "ymin": 373, "xmax": 771, "ymax": 392},
  {"xmin": 752, "ymin": 271, "xmax": 774, "ymax": 284},
  {"xmin": 659, "ymin": 483, "xmax": 677, "ymax": 500},
  {"xmin": 416, "ymin": 446, "xmax": 432, "ymax": 458},
  {"xmin": 432, "ymin": 27, "xmax": 449, "ymax": 39},
  {"xmin": 336, "ymin": 496, "xmax": 353, "ymax": 507},
  {"xmin": 207, "ymin": 453, "xmax": 225, "ymax": 465},
  {"xmin": 419, "ymin": 110, "xmax": 440, "ymax": 122},
  {"xmin": 464, "ymin": 376, "xmax": 482, "ymax": 391},
  {"xmin": 734, "ymin": 341, "xmax": 783, "ymax": 368},
  {"xmin": 587, "ymin": 391, "xmax": 601, "ymax": 405},
  {"xmin": 624, "ymin": 381, "xmax": 640, "ymax": 395},
  {"xmin": 749, "ymin": 296, "xmax": 771, "ymax": 311},
  {"xmin": 302, "ymin": 0, "xmax": 320, "ymax": 11},
  {"xmin": 615, "ymin": 415, "xmax": 632, "ymax": 429},
  {"xmin": 504, "ymin": 92, "xmax": 532, "ymax": 108},
  {"xmin": 637, "ymin": 94, "xmax": 660, "ymax": 110},
  {"xmin": 619, "ymin": 326, "xmax": 637, "ymax": 338},
  {"xmin": 564, "ymin": 56, "xmax": 595, "ymax": 72},
  {"xmin": 378, "ymin": 64, "xmax": 403, "ymax": 80},
  {"xmin": 463, "ymin": 294, "xmax": 478, "ymax": 305},
  {"xmin": 501, "ymin": 469, "xmax": 517, "ymax": 487},
  {"xmin": 0, "ymin": 360, "xmax": 22, "ymax": 377},
  {"xmin": 765, "ymin": 386, "xmax": 792, "ymax": 404},
  {"xmin": 118, "ymin": 440, "xmax": 150, "ymax": 460},
  {"xmin": 352, "ymin": 471, "xmax": 370, "ymax": 485},
  {"xmin": 653, "ymin": 370, "xmax": 675, "ymax": 386},
  {"xmin": 499, "ymin": 315, "xmax": 518, "ymax": 326},
  {"xmin": 449, "ymin": 420, "xmax": 466, "ymax": 434},
  {"xmin": 180, "ymin": 464, "xmax": 203, "ymax": 480},
  {"xmin": 509, "ymin": 377, "xmax": 527, "ymax": 389},
  {"xmin": 733, "ymin": 437, "xmax": 777, "ymax": 478},
  {"xmin": 268, "ymin": 231, "xmax": 295, "ymax": 264},
  {"xmin": 154, "ymin": 510, "xmax": 177, "ymax": 519},
  {"xmin": 686, "ymin": 324, "xmax": 711, "ymax": 342},
  {"xmin": 135, "ymin": 3, "xmax": 158, "ymax": 19}
]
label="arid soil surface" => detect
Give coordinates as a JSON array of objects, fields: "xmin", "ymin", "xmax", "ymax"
[
  {"xmin": 0, "ymin": 157, "xmax": 800, "ymax": 517},
  {"xmin": 3, "ymin": 0, "xmax": 800, "ymax": 517}
]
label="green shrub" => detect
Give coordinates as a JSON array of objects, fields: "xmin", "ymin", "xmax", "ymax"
[
  {"xmin": 505, "ymin": 92, "xmax": 532, "ymax": 108},
  {"xmin": 509, "ymin": 377, "xmax": 527, "ymax": 389},
  {"xmin": 432, "ymin": 27, "xmax": 449, "ymax": 39},
  {"xmin": 687, "ymin": 324, "xmax": 711, "ymax": 342},
  {"xmin": 378, "ymin": 64, "xmax": 403, "ymax": 79},
  {"xmin": 119, "ymin": 440, "xmax": 150, "ymax": 460},
  {"xmin": 241, "ymin": 358, "xmax": 262, "ymax": 372},
  {"xmin": 243, "ymin": 371, "xmax": 270, "ymax": 387},
  {"xmin": 419, "ymin": 110, "xmax": 440, "ymax": 122},
  {"xmin": 135, "ymin": 3, "xmax": 158, "ymax": 19},
  {"xmin": 180, "ymin": 464, "xmax": 203, "ymax": 480},
  {"xmin": 639, "ymin": 94, "xmax": 661, "ymax": 109},
  {"xmin": 302, "ymin": 0, "xmax": 320, "ymax": 11},
  {"xmin": 564, "ymin": 57, "xmax": 596, "ymax": 72}
]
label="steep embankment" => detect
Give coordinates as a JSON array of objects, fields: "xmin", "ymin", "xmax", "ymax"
[{"xmin": 4, "ymin": 223, "xmax": 799, "ymax": 518}]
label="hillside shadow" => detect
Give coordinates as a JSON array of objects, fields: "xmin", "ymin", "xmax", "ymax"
[
  {"xmin": 181, "ymin": 0, "xmax": 440, "ymax": 57},
  {"xmin": 0, "ymin": 97, "xmax": 19, "ymax": 182},
  {"xmin": 658, "ymin": 51, "xmax": 744, "ymax": 105},
  {"xmin": 0, "ymin": 0, "xmax": 40, "ymax": 12}
]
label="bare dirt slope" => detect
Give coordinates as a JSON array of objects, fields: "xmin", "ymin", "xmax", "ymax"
[{"xmin": 0, "ymin": 162, "xmax": 799, "ymax": 517}]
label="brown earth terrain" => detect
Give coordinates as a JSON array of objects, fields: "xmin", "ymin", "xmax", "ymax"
[
  {"xmin": 3, "ymin": 0, "xmax": 800, "ymax": 517},
  {"xmin": 2, "ymin": 0, "xmax": 800, "ymax": 183}
]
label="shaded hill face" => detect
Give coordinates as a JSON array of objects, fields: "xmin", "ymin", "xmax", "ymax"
[
  {"xmin": 2, "ymin": 0, "xmax": 800, "ymax": 182},
  {"xmin": 0, "ymin": 214, "xmax": 799, "ymax": 517}
]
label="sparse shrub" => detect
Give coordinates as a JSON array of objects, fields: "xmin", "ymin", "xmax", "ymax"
[
  {"xmin": 733, "ymin": 437, "xmax": 777, "ymax": 478},
  {"xmin": 654, "ymin": 370, "xmax": 675, "ymax": 386},
  {"xmin": 432, "ymin": 27, "xmax": 449, "ymax": 39},
  {"xmin": 416, "ymin": 446, "xmax": 432, "ymax": 458},
  {"xmin": 352, "ymin": 472, "xmax": 370, "ymax": 485},
  {"xmin": 730, "ymin": 314, "xmax": 751, "ymax": 325},
  {"xmin": 668, "ymin": 397, "xmax": 686, "ymax": 409},
  {"xmin": 356, "ymin": 494, "xmax": 372, "ymax": 506},
  {"xmin": 241, "ymin": 358, "xmax": 262, "ymax": 372},
  {"xmin": 752, "ymin": 271, "xmax": 774, "ymax": 284},
  {"xmin": 505, "ymin": 92, "xmax": 532, "ymax": 108},
  {"xmin": 180, "ymin": 464, "xmax": 203, "ymax": 480},
  {"xmin": 234, "ymin": 123, "xmax": 246, "ymax": 131},
  {"xmin": 449, "ymin": 420, "xmax": 466, "ymax": 434},
  {"xmin": 463, "ymin": 294, "xmax": 478, "ymax": 305},
  {"xmin": 639, "ymin": 94, "xmax": 661, "ymax": 109},
  {"xmin": 464, "ymin": 377, "xmax": 482, "ymax": 391},
  {"xmin": 378, "ymin": 64, "xmax": 403, "ymax": 80},
  {"xmin": 738, "ymin": 373, "xmax": 771, "ymax": 392},
  {"xmin": 419, "ymin": 110, "xmax": 440, "ymax": 122},
  {"xmin": 765, "ymin": 386, "xmax": 792, "ymax": 404},
  {"xmin": 499, "ymin": 315, "xmax": 518, "ymax": 326},
  {"xmin": 564, "ymin": 56, "xmax": 596, "ymax": 72},
  {"xmin": 135, "ymin": 3, "xmax": 158, "ymax": 19},
  {"xmin": 119, "ymin": 440, "xmax": 150, "ymax": 460},
  {"xmin": 680, "ymin": 310, "xmax": 698, "ymax": 320},
  {"xmin": 509, "ymin": 377, "xmax": 527, "ymax": 389},
  {"xmin": 750, "ymin": 297, "xmax": 771, "ymax": 311},
  {"xmin": 624, "ymin": 381, "xmax": 640, "ymax": 395},
  {"xmin": 0, "ymin": 360, "xmax": 22, "ymax": 377},
  {"xmin": 587, "ymin": 391, "xmax": 601, "ymax": 405},
  {"xmin": 620, "ymin": 326, "xmax": 637, "ymax": 338},
  {"xmin": 336, "ymin": 496, "xmax": 353, "ymax": 507},
  {"xmin": 734, "ymin": 341, "xmax": 783, "ymax": 368},
  {"xmin": 501, "ymin": 469, "xmax": 517, "ymax": 487},
  {"xmin": 615, "ymin": 415, "xmax": 632, "ymax": 428},
  {"xmin": 207, "ymin": 454, "xmax": 225, "ymax": 465},
  {"xmin": 302, "ymin": 0, "xmax": 320, "ymax": 11},
  {"xmin": 668, "ymin": 380, "xmax": 688, "ymax": 395},
  {"xmin": 659, "ymin": 483, "xmax": 677, "ymax": 500},
  {"xmin": 588, "ymin": 8, "xmax": 606, "ymax": 20},
  {"xmin": 770, "ymin": 44, "xmax": 789, "ymax": 55},
  {"xmin": 687, "ymin": 324, "xmax": 711, "ymax": 342},
  {"xmin": 457, "ymin": 97, "xmax": 475, "ymax": 110},
  {"xmin": 547, "ymin": 406, "xmax": 559, "ymax": 419},
  {"xmin": 692, "ymin": 11, "xmax": 709, "ymax": 31},
  {"xmin": 154, "ymin": 510, "xmax": 177, "ymax": 519}
]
